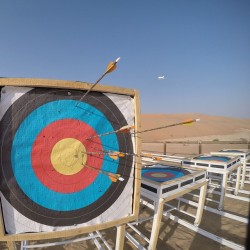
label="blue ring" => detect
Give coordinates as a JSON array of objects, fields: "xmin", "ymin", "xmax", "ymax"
[{"xmin": 142, "ymin": 168, "xmax": 185, "ymax": 182}]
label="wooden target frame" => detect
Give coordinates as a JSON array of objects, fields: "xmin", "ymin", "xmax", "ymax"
[{"xmin": 0, "ymin": 78, "xmax": 141, "ymax": 248}]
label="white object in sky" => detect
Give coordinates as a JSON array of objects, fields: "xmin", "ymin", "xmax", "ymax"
[{"xmin": 157, "ymin": 76, "xmax": 165, "ymax": 79}]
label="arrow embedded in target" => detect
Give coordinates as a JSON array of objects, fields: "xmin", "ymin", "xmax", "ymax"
[
  {"xmin": 88, "ymin": 147, "xmax": 164, "ymax": 162},
  {"xmin": 85, "ymin": 119, "xmax": 199, "ymax": 149},
  {"xmin": 84, "ymin": 118, "xmax": 200, "ymax": 163}
]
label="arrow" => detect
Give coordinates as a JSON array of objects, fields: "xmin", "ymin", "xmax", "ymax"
[
  {"xmin": 83, "ymin": 151, "xmax": 121, "ymax": 160},
  {"xmin": 89, "ymin": 147, "xmax": 163, "ymax": 162},
  {"xmin": 141, "ymin": 153, "xmax": 163, "ymax": 161},
  {"xmin": 83, "ymin": 119, "xmax": 200, "ymax": 162},
  {"xmin": 76, "ymin": 57, "xmax": 121, "ymax": 106},
  {"xmin": 85, "ymin": 119, "xmax": 199, "ymax": 143},
  {"xmin": 85, "ymin": 125, "xmax": 135, "ymax": 141}
]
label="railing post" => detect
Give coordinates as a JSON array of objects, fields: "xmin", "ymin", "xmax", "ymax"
[
  {"xmin": 198, "ymin": 141, "xmax": 202, "ymax": 154},
  {"xmin": 248, "ymin": 140, "xmax": 250, "ymax": 150},
  {"xmin": 163, "ymin": 142, "xmax": 167, "ymax": 155}
]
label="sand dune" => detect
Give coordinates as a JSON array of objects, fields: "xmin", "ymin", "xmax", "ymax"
[{"xmin": 141, "ymin": 113, "xmax": 250, "ymax": 142}]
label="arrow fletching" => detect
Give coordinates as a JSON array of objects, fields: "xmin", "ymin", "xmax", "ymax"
[
  {"xmin": 183, "ymin": 118, "xmax": 201, "ymax": 126},
  {"xmin": 105, "ymin": 57, "xmax": 121, "ymax": 74},
  {"xmin": 108, "ymin": 152, "xmax": 119, "ymax": 160},
  {"xmin": 108, "ymin": 173, "xmax": 124, "ymax": 182},
  {"xmin": 142, "ymin": 153, "xmax": 153, "ymax": 158},
  {"xmin": 118, "ymin": 125, "xmax": 135, "ymax": 133},
  {"xmin": 107, "ymin": 151, "xmax": 126, "ymax": 160}
]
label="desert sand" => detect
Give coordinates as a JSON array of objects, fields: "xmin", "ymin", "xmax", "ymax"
[
  {"xmin": 141, "ymin": 113, "xmax": 250, "ymax": 142},
  {"xmin": 141, "ymin": 113, "xmax": 250, "ymax": 156},
  {"xmin": 0, "ymin": 114, "xmax": 249, "ymax": 249}
]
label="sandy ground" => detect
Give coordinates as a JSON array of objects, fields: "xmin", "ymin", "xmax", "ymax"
[{"xmin": 1, "ymin": 114, "xmax": 249, "ymax": 249}]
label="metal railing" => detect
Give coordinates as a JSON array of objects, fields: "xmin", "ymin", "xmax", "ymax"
[{"xmin": 142, "ymin": 140, "xmax": 250, "ymax": 156}]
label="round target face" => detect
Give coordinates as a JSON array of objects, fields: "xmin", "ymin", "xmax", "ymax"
[
  {"xmin": 221, "ymin": 150, "xmax": 243, "ymax": 153},
  {"xmin": 0, "ymin": 88, "xmax": 133, "ymax": 226},
  {"xmin": 196, "ymin": 156, "xmax": 230, "ymax": 162},
  {"xmin": 142, "ymin": 167, "xmax": 189, "ymax": 183}
]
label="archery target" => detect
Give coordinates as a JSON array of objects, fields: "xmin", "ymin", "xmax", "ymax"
[
  {"xmin": 0, "ymin": 87, "xmax": 134, "ymax": 228},
  {"xmin": 195, "ymin": 155, "xmax": 231, "ymax": 162},
  {"xmin": 142, "ymin": 167, "xmax": 190, "ymax": 183}
]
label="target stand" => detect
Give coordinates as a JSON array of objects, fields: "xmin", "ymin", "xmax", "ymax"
[
  {"xmin": 182, "ymin": 154, "xmax": 242, "ymax": 210},
  {"xmin": 126, "ymin": 164, "xmax": 207, "ymax": 250},
  {"xmin": 210, "ymin": 149, "xmax": 250, "ymax": 189},
  {"xmin": 0, "ymin": 78, "xmax": 141, "ymax": 249}
]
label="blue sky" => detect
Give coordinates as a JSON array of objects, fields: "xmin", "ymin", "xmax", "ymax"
[{"xmin": 1, "ymin": 0, "xmax": 250, "ymax": 118}]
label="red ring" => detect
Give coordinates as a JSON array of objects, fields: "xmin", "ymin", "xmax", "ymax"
[{"xmin": 31, "ymin": 119, "xmax": 103, "ymax": 193}]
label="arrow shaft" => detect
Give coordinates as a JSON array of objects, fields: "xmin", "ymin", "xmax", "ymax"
[
  {"xmin": 77, "ymin": 73, "xmax": 107, "ymax": 104},
  {"xmin": 133, "ymin": 119, "xmax": 199, "ymax": 134},
  {"xmin": 90, "ymin": 146, "xmax": 154, "ymax": 161}
]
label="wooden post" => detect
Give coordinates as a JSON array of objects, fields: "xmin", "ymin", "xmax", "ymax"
[
  {"xmin": 235, "ymin": 166, "xmax": 241, "ymax": 195},
  {"xmin": 240, "ymin": 161, "xmax": 247, "ymax": 189},
  {"xmin": 115, "ymin": 224, "xmax": 125, "ymax": 250},
  {"xmin": 148, "ymin": 199, "xmax": 164, "ymax": 250},
  {"xmin": 198, "ymin": 141, "xmax": 202, "ymax": 154},
  {"xmin": 219, "ymin": 173, "xmax": 228, "ymax": 210},
  {"xmin": 248, "ymin": 141, "xmax": 250, "ymax": 150},
  {"xmin": 163, "ymin": 142, "xmax": 167, "ymax": 155},
  {"xmin": 194, "ymin": 181, "xmax": 207, "ymax": 226},
  {"xmin": 6, "ymin": 242, "xmax": 15, "ymax": 250}
]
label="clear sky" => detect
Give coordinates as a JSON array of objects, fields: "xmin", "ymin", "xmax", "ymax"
[{"xmin": 1, "ymin": 0, "xmax": 250, "ymax": 118}]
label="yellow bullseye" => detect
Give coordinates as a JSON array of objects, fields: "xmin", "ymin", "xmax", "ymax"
[
  {"xmin": 151, "ymin": 173, "xmax": 167, "ymax": 178},
  {"xmin": 51, "ymin": 138, "xmax": 87, "ymax": 175}
]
